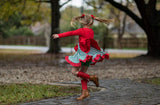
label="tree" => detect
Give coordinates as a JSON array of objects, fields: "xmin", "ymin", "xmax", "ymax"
[
  {"xmin": 104, "ymin": 0, "xmax": 160, "ymax": 57},
  {"xmin": 0, "ymin": 0, "xmax": 71, "ymax": 53},
  {"xmin": 109, "ymin": 0, "xmax": 129, "ymax": 49},
  {"xmin": 0, "ymin": 0, "xmax": 49, "ymax": 37},
  {"xmin": 37, "ymin": 0, "xmax": 71, "ymax": 54}
]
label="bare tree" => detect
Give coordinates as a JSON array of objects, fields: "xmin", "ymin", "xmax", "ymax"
[
  {"xmin": 110, "ymin": 0, "xmax": 129, "ymax": 48},
  {"xmin": 105, "ymin": 0, "xmax": 160, "ymax": 57},
  {"xmin": 37, "ymin": 0, "xmax": 71, "ymax": 54}
]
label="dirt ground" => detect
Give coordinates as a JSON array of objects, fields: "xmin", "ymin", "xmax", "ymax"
[{"xmin": 0, "ymin": 51, "xmax": 160, "ymax": 84}]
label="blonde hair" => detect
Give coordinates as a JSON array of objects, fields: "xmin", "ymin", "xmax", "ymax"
[{"xmin": 71, "ymin": 14, "xmax": 113, "ymax": 27}]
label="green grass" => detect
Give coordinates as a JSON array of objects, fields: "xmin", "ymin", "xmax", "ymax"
[
  {"xmin": 145, "ymin": 78, "xmax": 160, "ymax": 85},
  {"xmin": 0, "ymin": 83, "xmax": 82, "ymax": 105},
  {"xmin": 0, "ymin": 49, "xmax": 40, "ymax": 54},
  {"xmin": 122, "ymin": 48, "xmax": 147, "ymax": 50},
  {"xmin": 139, "ymin": 77, "xmax": 160, "ymax": 85},
  {"xmin": 65, "ymin": 43, "xmax": 75, "ymax": 47},
  {"xmin": 110, "ymin": 53, "xmax": 141, "ymax": 58}
]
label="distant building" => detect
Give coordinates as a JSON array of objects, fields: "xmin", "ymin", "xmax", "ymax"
[
  {"xmin": 111, "ymin": 22, "xmax": 146, "ymax": 38},
  {"xmin": 31, "ymin": 22, "xmax": 51, "ymax": 46}
]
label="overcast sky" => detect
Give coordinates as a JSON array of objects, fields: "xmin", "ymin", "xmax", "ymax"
[
  {"xmin": 60, "ymin": 0, "xmax": 82, "ymax": 8},
  {"xmin": 60, "ymin": 0, "xmax": 93, "ymax": 10}
]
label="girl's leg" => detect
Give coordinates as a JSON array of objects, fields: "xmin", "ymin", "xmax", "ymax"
[
  {"xmin": 80, "ymin": 66, "xmax": 89, "ymax": 90},
  {"xmin": 71, "ymin": 67, "xmax": 80, "ymax": 76},
  {"xmin": 80, "ymin": 65, "xmax": 88, "ymax": 73},
  {"xmin": 77, "ymin": 66, "xmax": 89, "ymax": 100},
  {"xmin": 77, "ymin": 66, "xmax": 99, "ymax": 87},
  {"xmin": 71, "ymin": 66, "xmax": 89, "ymax": 90},
  {"xmin": 71, "ymin": 65, "xmax": 99, "ymax": 100}
]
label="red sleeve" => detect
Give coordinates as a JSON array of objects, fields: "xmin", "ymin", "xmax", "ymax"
[{"xmin": 58, "ymin": 28, "xmax": 82, "ymax": 38}]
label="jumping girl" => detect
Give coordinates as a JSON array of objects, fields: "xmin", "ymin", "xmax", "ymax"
[{"xmin": 53, "ymin": 14, "xmax": 113, "ymax": 100}]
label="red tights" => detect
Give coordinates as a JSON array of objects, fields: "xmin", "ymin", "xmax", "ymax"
[{"xmin": 77, "ymin": 71, "xmax": 90, "ymax": 90}]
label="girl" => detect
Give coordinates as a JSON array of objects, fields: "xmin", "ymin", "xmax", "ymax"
[{"xmin": 53, "ymin": 14, "xmax": 113, "ymax": 100}]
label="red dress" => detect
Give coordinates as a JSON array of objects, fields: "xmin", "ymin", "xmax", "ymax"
[{"xmin": 58, "ymin": 28, "xmax": 109, "ymax": 67}]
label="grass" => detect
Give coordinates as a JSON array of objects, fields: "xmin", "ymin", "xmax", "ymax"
[
  {"xmin": 0, "ymin": 49, "xmax": 100, "ymax": 105},
  {"xmin": 0, "ymin": 48, "xmax": 140, "ymax": 60},
  {"xmin": 139, "ymin": 77, "xmax": 160, "ymax": 85},
  {"xmin": 0, "ymin": 49, "xmax": 40, "ymax": 54},
  {"xmin": 0, "ymin": 83, "xmax": 83, "ymax": 105},
  {"xmin": 0, "ymin": 49, "xmax": 59, "ymax": 66},
  {"xmin": 109, "ymin": 53, "xmax": 141, "ymax": 58},
  {"xmin": 106, "ymin": 47, "xmax": 147, "ymax": 50}
]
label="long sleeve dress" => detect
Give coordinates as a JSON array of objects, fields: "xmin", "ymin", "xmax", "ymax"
[{"xmin": 58, "ymin": 28, "xmax": 109, "ymax": 67}]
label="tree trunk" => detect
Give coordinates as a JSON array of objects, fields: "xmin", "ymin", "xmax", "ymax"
[
  {"xmin": 146, "ymin": 26, "xmax": 160, "ymax": 57},
  {"xmin": 141, "ymin": 7, "xmax": 160, "ymax": 57},
  {"xmin": 47, "ymin": 0, "xmax": 60, "ymax": 54},
  {"xmin": 102, "ymin": 27, "xmax": 109, "ymax": 51},
  {"xmin": 117, "ymin": 34, "xmax": 123, "ymax": 49}
]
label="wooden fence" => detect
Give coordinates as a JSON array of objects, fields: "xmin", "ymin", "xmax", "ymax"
[
  {"xmin": 0, "ymin": 36, "xmax": 147, "ymax": 48},
  {"xmin": 60, "ymin": 37, "xmax": 147, "ymax": 48},
  {"xmin": 0, "ymin": 36, "xmax": 46, "ymax": 46},
  {"xmin": 104, "ymin": 38, "xmax": 147, "ymax": 48}
]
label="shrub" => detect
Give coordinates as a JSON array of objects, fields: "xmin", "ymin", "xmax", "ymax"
[{"xmin": 4, "ymin": 26, "xmax": 34, "ymax": 37}]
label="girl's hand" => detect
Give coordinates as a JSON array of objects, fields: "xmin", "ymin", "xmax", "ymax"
[{"xmin": 52, "ymin": 34, "xmax": 59, "ymax": 39}]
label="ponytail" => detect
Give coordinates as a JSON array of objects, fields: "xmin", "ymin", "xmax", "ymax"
[
  {"xmin": 94, "ymin": 17, "xmax": 114, "ymax": 24},
  {"xmin": 70, "ymin": 16, "xmax": 82, "ymax": 27},
  {"xmin": 70, "ymin": 14, "xmax": 113, "ymax": 27}
]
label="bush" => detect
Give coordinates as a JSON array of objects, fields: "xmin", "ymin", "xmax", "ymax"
[{"xmin": 4, "ymin": 26, "xmax": 34, "ymax": 37}]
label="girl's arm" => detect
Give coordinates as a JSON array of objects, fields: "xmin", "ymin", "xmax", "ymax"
[{"xmin": 52, "ymin": 28, "xmax": 82, "ymax": 39}]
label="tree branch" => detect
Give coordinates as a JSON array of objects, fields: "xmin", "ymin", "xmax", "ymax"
[
  {"xmin": 85, "ymin": 1, "xmax": 98, "ymax": 9},
  {"xmin": 60, "ymin": 0, "xmax": 71, "ymax": 8},
  {"xmin": 134, "ymin": 0, "xmax": 147, "ymax": 19},
  {"xmin": 35, "ymin": 0, "xmax": 50, "ymax": 3},
  {"xmin": 135, "ymin": 0, "xmax": 157, "ymax": 26},
  {"xmin": 36, "ymin": 0, "xmax": 41, "ymax": 12},
  {"xmin": 105, "ymin": 0, "xmax": 143, "ymax": 29},
  {"xmin": 121, "ymin": 0, "xmax": 129, "ymax": 36}
]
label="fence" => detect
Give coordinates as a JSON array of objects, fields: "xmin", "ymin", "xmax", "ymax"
[
  {"xmin": 0, "ymin": 36, "xmax": 147, "ymax": 48},
  {"xmin": 60, "ymin": 37, "xmax": 147, "ymax": 49},
  {"xmin": 104, "ymin": 38, "xmax": 147, "ymax": 48},
  {"xmin": 0, "ymin": 36, "xmax": 46, "ymax": 46}
]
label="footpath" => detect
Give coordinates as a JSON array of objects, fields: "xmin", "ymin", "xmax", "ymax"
[{"xmin": 20, "ymin": 79, "xmax": 160, "ymax": 105}]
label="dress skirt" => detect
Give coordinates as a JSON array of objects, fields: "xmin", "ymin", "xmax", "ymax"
[{"xmin": 65, "ymin": 43, "xmax": 109, "ymax": 67}]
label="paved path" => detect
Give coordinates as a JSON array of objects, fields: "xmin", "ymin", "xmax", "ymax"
[
  {"xmin": 20, "ymin": 79, "xmax": 160, "ymax": 105},
  {"xmin": 0, "ymin": 45, "xmax": 147, "ymax": 54}
]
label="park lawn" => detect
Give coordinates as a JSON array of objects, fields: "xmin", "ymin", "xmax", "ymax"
[
  {"xmin": 109, "ymin": 53, "xmax": 141, "ymax": 58},
  {"xmin": 140, "ymin": 77, "xmax": 160, "ymax": 85},
  {"xmin": 0, "ymin": 83, "xmax": 82, "ymax": 105},
  {"xmin": 0, "ymin": 49, "xmax": 39, "ymax": 54},
  {"xmin": 122, "ymin": 48, "xmax": 147, "ymax": 51},
  {"xmin": 0, "ymin": 49, "xmax": 141, "ymax": 58}
]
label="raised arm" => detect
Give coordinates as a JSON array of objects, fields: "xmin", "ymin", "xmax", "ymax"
[{"xmin": 53, "ymin": 28, "xmax": 82, "ymax": 39}]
